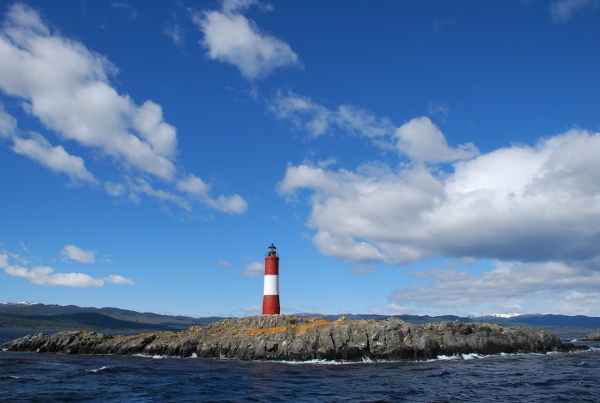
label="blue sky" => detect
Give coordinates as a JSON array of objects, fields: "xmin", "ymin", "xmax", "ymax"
[{"xmin": 1, "ymin": 0, "xmax": 600, "ymax": 317}]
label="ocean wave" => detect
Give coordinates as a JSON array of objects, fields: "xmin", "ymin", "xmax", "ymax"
[
  {"xmin": 85, "ymin": 366, "xmax": 111, "ymax": 374},
  {"xmin": 271, "ymin": 357, "xmax": 378, "ymax": 365}
]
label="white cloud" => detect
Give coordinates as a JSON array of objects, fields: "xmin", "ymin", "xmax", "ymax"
[
  {"xmin": 11, "ymin": 132, "xmax": 95, "ymax": 183},
  {"xmin": 104, "ymin": 274, "xmax": 135, "ymax": 285},
  {"xmin": 269, "ymin": 90, "xmax": 395, "ymax": 140},
  {"xmin": 177, "ymin": 173, "xmax": 248, "ymax": 214},
  {"xmin": 337, "ymin": 105, "xmax": 395, "ymax": 139},
  {"xmin": 61, "ymin": 245, "xmax": 96, "ymax": 264},
  {"xmin": 130, "ymin": 177, "xmax": 190, "ymax": 209},
  {"xmin": 0, "ymin": 252, "xmax": 133, "ymax": 288},
  {"xmin": 427, "ymin": 101, "xmax": 450, "ymax": 122},
  {"xmin": 269, "ymin": 91, "xmax": 331, "ymax": 136},
  {"xmin": 0, "ymin": 4, "xmax": 246, "ymax": 214},
  {"xmin": 222, "ymin": 0, "xmax": 258, "ymax": 14},
  {"xmin": 131, "ymin": 100, "xmax": 178, "ymax": 159},
  {"xmin": 0, "ymin": 253, "xmax": 8, "ymax": 268},
  {"xmin": 243, "ymin": 261, "xmax": 263, "ymax": 277},
  {"xmin": 194, "ymin": 3, "xmax": 300, "ymax": 80},
  {"xmin": 207, "ymin": 194, "xmax": 248, "ymax": 214},
  {"xmin": 4, "ymin": 265, "xmax": 104, "ymax": 287},
  {"xmin": 280, "ymin": 126, "xmax": 600, "ymax": 266},
  {"xmin": 389, "ymin": 260, "xmax": 600, "ymax": 316},
  {"xmin": 0, "ymin": 248, "xmax": 134, "ymax": 288},
  {"xmin": 164, "ymin": 23, "xmax": 184, "ymax": 48},
  {"xmin": 394, "ymin": 117, "xmax": 479, "ymax": 163},
  {"xmin": 550, "ymin": 0, "xmax": 595, "ymax": 23},
  {"xmin": 0, "ymin": 3, "xmax": 174, "ymax": 177},
  {"xmin": 0, "ymin": 104, "xmax": 16, "ymax": 138},
  {"xmin": 177, "ymin": 173, "xmax": 210, "ymax": 196},
  {"xmin": 1, "ymin": 103, "xmax": 94, "ymax": 183}
]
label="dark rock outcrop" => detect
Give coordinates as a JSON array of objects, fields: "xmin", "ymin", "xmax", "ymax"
[{"xmin": 1, "ymin": 316, "xmax": 585, "ymax": 361}]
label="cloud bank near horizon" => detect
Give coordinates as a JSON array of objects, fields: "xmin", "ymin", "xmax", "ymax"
[{"xmin": 0, "ymin": 248, "xmax": 133, "ymax": 288}]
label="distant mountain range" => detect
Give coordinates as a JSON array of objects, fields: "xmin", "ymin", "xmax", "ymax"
[
  {"xmin": 1, "ymin": 302, "xmax": 600, "ymax": 332},
  {"xmin": 0, "ymin": 302, "xmax": 221, "ymax": 332}
]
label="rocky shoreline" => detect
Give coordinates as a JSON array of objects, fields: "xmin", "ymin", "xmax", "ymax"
[{"xmin": 1, "ymin": 315, "xmax": 586, "ymax": 361}]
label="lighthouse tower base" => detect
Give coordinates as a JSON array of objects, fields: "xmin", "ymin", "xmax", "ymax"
[{"xmin": 262, "ymin": 295, "xmax": 280, "ymax": 315}]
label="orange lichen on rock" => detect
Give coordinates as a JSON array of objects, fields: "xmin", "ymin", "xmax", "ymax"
[
  {"xmin": 248, "ymin": 326, "xmax": 287, "ymax": 336},
  {"xmin": 483, "ymin": 323, "xmax": 504, "ymax": 331},
  {"xmin": 296, "ymin": 319, "xmax": 329, "ymax": 336}
]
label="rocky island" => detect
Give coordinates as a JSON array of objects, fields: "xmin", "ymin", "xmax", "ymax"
[
  {"xmin": 581, "ymin": 332, "xmax": 600, "ymax": 342},
  {"xmin": 1, "ymin": 315, "xmax": 585, "ymax": 361}
]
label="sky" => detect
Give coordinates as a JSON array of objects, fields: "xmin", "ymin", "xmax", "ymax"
[{"xmin": 1, "ymin": 0, "xmax": 600, "ymax": 318}]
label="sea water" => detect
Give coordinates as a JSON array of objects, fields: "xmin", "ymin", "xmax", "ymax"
[{"xmin": 1, "ymin": 329, "xmax": 599, "ymax": 402}]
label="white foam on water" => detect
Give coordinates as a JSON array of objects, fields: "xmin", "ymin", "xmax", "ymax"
[
  {"xmin": 462, "ymin": 353, "xmax": 484, "ymax": 360},
  {"xmin": 274, "ymin": 358, "xmax": 374, "ymax": 365},
  {"xmin": 87, "ymin": 366, "xmax": 110, "ymax": 374},
  {"xmin": 434, "ymin": 355, "xmax": 462, "ymax": 361}
]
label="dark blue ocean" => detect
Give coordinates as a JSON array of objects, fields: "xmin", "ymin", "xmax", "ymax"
[{"xmin": 1, "ymin": 329, "xmax": 600, "ymax": 402}]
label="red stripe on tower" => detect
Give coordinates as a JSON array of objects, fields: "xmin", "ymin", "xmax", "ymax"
[{"xmin": 262, "ymin": 243, "xmax": 280, "ymax": 315}]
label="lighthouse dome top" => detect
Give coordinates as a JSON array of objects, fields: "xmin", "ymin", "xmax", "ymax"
[{"xmin": 266, "ymin": 243, "xmax": 278, "ymax": 257}]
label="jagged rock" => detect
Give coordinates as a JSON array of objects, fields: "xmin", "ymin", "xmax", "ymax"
[
  {"xmin": 0, "ymin": 316, "xmax": 586, "ymax": 361},
  {"xmin": 581, "ymin": 332, "xmax": 600, "ymax": 341}
]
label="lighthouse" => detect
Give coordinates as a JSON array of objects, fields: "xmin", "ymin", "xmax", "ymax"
[{"xmin": 262, "ymin": 243, "xmax": 280, "ymax": 315}]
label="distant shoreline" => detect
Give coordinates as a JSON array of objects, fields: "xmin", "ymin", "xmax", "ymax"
[{"xmin": 2, "ymin": 303, "xmax": 600, "ymax": 334}]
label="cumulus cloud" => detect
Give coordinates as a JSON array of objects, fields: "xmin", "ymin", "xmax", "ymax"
[
  {"xmin": 0, "ymin": 252, "xmax": 134, "ymax": 288},
  {"xmin": 280, "ymin": 126, "xmax": 600, "ymax": 266},
  {"xmin": 1, "ymin": 104, "xmax": 94, "ymax": 183},
  {"xmin": 0, "ymin": 103, "xmax": 96, "ymax": 183},
  {"xmin": 243, "ymin": 261, "xmax": 263, "ymax": 277},
  {"xmin": 11, "ymin": 132, "xmax": 95, "ymax": 183},
  {"xmin": 0, "ymin": 3, "xmax": 176, "ymax": 179},
  {"xmin": 394, "ymin": 117, "xmax": 479, "ymax": 163},
  {"xmin": 550, "ymin": 0, "xmax": 596, "ymax": 23},
  {"xmin": 61, "ymin": 245, "xmax": 96, "ymax": 264},
  {"xmin": 104, "ymin": 274, "xmax": 135, "ymax": 285},
  {"xmin": 0, "ymin": 3, "xmax": 246, "ymax": 214},
  {"xmin": 269, "ymin": 90, "xmax": 395, "ymax": 139},
  {"xmin": 177, "ymin": 173, "xmax": 248, "ymax": 214},
  {"xmin": 388, "ymin": 260, "xmax": 600, "ymax": 316},
  {"xmin": 194, "ymin": 1, "xmax": 300, "ymax": 80}
]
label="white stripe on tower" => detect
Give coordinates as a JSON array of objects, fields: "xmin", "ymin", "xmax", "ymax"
[{"xmin": 263, "ymin": 274, "xmax": 279, "ymax": 295}]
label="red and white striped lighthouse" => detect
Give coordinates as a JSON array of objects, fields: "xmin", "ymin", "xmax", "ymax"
[{"xmin": 262, "ymin": 243, "xmax": 280, "ymax": 315}]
